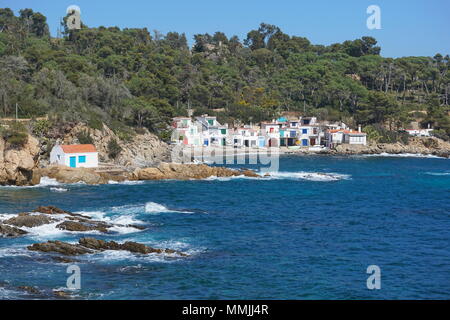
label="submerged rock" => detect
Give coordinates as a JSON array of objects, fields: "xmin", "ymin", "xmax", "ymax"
[
  {"xmin": 52, "ymin": 256, "xmax": 80, "ymax": 264},
  {"xmin": 17, "ymin": 286, "xmax": 41, "ymax": 295},
  {"xmin": 0, "ymin": 224, "xmax": 28, "ymax": 237},
  {"xmin": 28, "ymin": 238, "xmax": 188, "ymax": 257},
  {"xmin": 53, "ymin": 290, "xmax": 73, "ymax": 299}
]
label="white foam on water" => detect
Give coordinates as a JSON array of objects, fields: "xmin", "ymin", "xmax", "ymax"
[
  {"xmin": 203, "ymin": 175, "xmax": 260, "ymax": 181},
  {"xmin": 75, "ymin": 210, "xmax": 106, "ymax": 220},
  {"xmin": 108, "ymin": 180, "xmax": 145, "ymax": 185},
  {"xmin": 145, "ymin": 202, "xmax": 171, "ymax": 213},
  {"xmin": 75, "ymin": 210, "xmax": 145, "ymax": 234},
  {"xmin": 38, "ymin": 177, "xmax": 61, "ymax": 186},
  {"xmin": 22, "ymin": 220, "xmax": 103, "ymax": 240},
  {"xmin": 424, "ymin": 171, "xmax": 450, "ymax": 176},
  {"xmin": 0, "ymin": 287, "xmax": 18, "ymax": 299},
  {"xmin": 362, "ymin": 153, "xmax": 447, "ymax": 159},
  {"xmin": 50, "ymin": 187, "xmax": 68, "ymax": 192},
  {"xmin": 144, "ymin": 202, "xmax": 193, "ymax": 214},
  {"xmin": 263, "ymin": 171, "xmax": 350, "ymax": 182},
  {"xmin": 0, "ymin": 246, "xmax": 32, "ymax": 258},
  {"xmin": 90, "ymin": 240, "xmax": 198, "ymax": 263}
]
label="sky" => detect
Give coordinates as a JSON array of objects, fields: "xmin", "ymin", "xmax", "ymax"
[{"xmin": 3, "ymin": 0, "xmax": 449, "ymax": 58}]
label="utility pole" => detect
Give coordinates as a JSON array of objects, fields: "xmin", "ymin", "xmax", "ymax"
[{"xmin": 15, "ymin": 103, "xmax": 18, "ymax": 121}]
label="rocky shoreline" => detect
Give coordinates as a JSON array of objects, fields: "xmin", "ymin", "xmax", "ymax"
[
  {"xmin": 29, "ymin": 163, "xmax": 260, "ymax": 185},
  {"xmin": 2, "ymin": 130, "xmax": 449, "ymax": 187},
  {"xmin": 0, "ymin": 205, "xmax": 189, "ymax": 299}
]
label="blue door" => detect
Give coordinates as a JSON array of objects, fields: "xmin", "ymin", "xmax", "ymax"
[
  {"xmin": 69, "ymin": 156, "xmax": 76, "ymax": 168},
  {"xmin": 302, "ymin": 139, "xmax": 308, "ymax": 146}
]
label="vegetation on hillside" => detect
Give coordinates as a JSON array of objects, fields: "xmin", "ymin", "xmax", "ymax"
[{"xmin": 0, "ymin": 8, "xmax": 449, "ymax": 141}]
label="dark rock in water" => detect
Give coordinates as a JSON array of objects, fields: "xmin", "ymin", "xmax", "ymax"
[
  {"xmin": 0, "ymin": 224, "xmax": 28, "ymax": 237},
  {"xmin": 53, "ymin": 290, "xmax": 72, "ymax": 299},
  {"xmin": 3, "ymin": 214, "xmax": 53, "ymax": 228},
  {"xmin": 78, "ymin": 237, "xmax": 187, "ymax": 256},
  {"xmin": 128, "ymin": 224, "xmax": 146, "ymax": 230},
  {"xmin": 33, "ymin": 206, "xmax": 92, "ymax": 219},
  {"xmin": 56, "ymin": 221, "xmax": 109, "ymax": 233},
  {"xmin": 27, "ymin": 240, "xmax": 93, "ymax": 256},
  {"xmin": 121, "ymin": 241, "xmax": 159, "ymax": 254},
  {"xmin": 52, "ymin": 256, "xmax": 80, "ymax": 264},
  {"xmin": 78, "ymin": 237, "xmax": 122, "ymax": 250},
  {"xmin": 17, "ymin": 286, "xmax": 41, "ymax": 295},
  {"xmin": 27, "ymin": 238, "xmax": 188, "ymax": 257},
  {"xmin": 33, "ymin": 206, "xmax": 71, "ymax": 215}
]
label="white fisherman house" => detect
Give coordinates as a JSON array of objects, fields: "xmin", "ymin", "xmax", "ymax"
[{"xmin": 50, "ymin": 144, "xmax": 99, "ymax": 168}]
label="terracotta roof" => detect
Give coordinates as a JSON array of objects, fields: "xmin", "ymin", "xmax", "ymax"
[
  {"xmin": 60, "ymin": 144, "xmax": 97, "ymax": 154},
  {"xmin": 329, "ymin": 129, "xmax": 366, "ymax": 135}
]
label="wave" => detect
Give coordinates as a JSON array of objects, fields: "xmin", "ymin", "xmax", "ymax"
[
  {"xmin": 0, "ymin": 209, "xmax": 144, "ymax": 240},
  {"xmin": 38, "ymin": 177, "xmax": 61, "ymax": 186},
  {"xmin": 75, "ymin": 210, "xmax": 146, "ymax": 234},
  {"xmin": 361, "ymin": 153, "xmax": 447, "ymax": 159},
  {"xmin": 50, "ymin": 187, "xmax": 68, "ymax": 192},
  {"xmin": 108, "ymin": 180, "xmax": 145, "ymax": 185},
  {"xmin": 424, "ymin": 172, "xmax": 450, "ymax": 176},
  {"xmin": 144, "ymin": 202, "xmax": 193, "ymax": 214},
  {"xmin": 203, "ymin": 175, "xmax": 260, "ymax": 181},
  {"xmin": 89, "ymin": 240, "xmax": 203, "ymax": 263},
  {"xmin": 264, "ymin": 171, "xmax": 350, "ymax": 181}
]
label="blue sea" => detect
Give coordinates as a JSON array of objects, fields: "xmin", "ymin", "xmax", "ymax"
[{"xmin": 1, "ymin": 155, "xmax": 449, "ymax": 300}]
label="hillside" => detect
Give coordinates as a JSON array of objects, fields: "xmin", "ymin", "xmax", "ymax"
[{"xmin": 0, "ymin": 7, "xmax": 449, "ymax": 142}]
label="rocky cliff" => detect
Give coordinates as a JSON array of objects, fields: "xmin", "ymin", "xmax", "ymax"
[
  {"xmin": 333, "ymin": 137, "xmax": 450, "ymax": 158},
  {"xmin": 61, "ymin": 124, "xmax": 171, "ymax": 167},
  {"xmin": 0, "ymin": 135, "xmax": 40, "ymax": 186}
]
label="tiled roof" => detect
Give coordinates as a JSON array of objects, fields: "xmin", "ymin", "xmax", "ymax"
[
  {"xmin": 329, "ymin": 129, "xmax": 366, "ymax": 135},
  {"xmin": 61, "ymin": 144, "xmax": 97, "ymax": 154}
]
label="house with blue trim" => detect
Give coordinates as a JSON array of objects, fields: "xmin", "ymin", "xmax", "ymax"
[{"xmin": 50, "ymin": 144, "xmax": 99, "ymax": 168}]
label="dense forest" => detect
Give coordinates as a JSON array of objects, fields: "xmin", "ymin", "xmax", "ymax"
[{"xmin": 0, "ymin": 8, "xmax": 449, "ymax": 141}]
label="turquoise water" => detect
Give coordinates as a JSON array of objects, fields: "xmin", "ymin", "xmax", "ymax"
[{"xmin": 1, "ymin": 155, "xmax": 449, "ymax": 299}]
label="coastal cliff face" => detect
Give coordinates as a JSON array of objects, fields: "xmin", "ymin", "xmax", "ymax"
[
  {"xmin": 0, "ymin": 135, "xmax": 40, "ymax": 186},
  {"xmin": 62, "ymin": 124, "xmax": 171, "ymax": 167}
]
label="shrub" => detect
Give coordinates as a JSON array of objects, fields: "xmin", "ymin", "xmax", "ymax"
[
  {"xmin": 32, "ymin": 119, "xmax": 51, "ymax": 137},
  {"xmin": 107, "ymin": 138, "xmax": 122, "ymax": 159},
  {"xmin": 76, "ymin": 130, "xmax": 94, "ymax": 144},
  {"xmin": 431, "ymin": 129, "xmax": 450, "ymax": 142},
  {"xmin": 87, "ymin": 113, "xmax": 103, "ymax": 131},
  {"xmin": 1, "ymin": 122, "xmax": 29, "ymax": 147},
  {"xmin": 363, "ymin": 124, "xmax": 410, "ymax": 144}
]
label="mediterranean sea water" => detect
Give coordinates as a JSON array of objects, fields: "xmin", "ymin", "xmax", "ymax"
[{"xmin": 0, "ymin": 155, "xmax": 449, "ymax": 299}]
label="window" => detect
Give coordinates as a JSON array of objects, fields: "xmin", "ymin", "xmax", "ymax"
[
  {"xmin": 302, "ymin": 129, "xmax": 308, "ymax": 134},
  {"xmin": 57, "ymin": 155, "xmax": 61, "ymax": 160},
  {"xmin": 208, "ymin": 119, "xmax": 214, "ymax": 125},
  {"xmin": 78, "ymin": 156, "xmax": 86, "ymax": 163}
]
